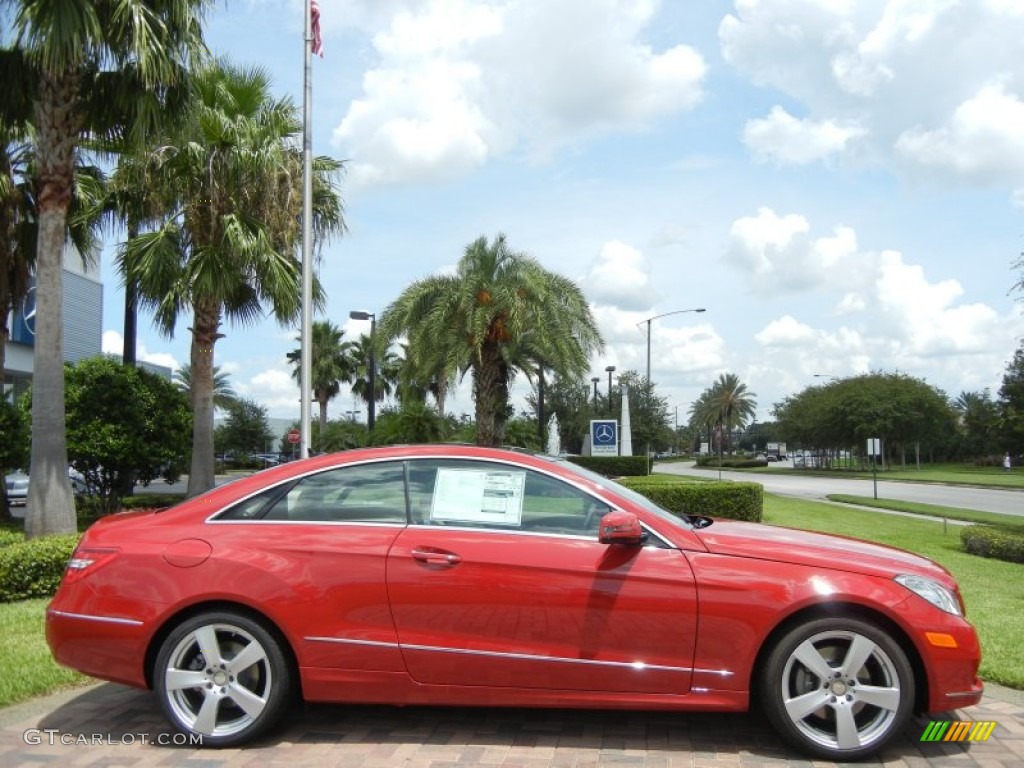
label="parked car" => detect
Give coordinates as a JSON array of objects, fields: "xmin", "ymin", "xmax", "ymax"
[
  {"xmin": 5, "ymin": 468, "xmax": 87, "ymax": 506},
  {"xmin": 5, "ymin": 470, "xmax": 29, "ymax": 506},
  {"xmin": 46, "ymin": 445, "xmax": 982, "ymax": 759}
]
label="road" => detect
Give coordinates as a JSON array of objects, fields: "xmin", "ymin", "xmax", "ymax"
[{"xmin": 654, "ymin": 462, "xmax": 1024, "ymax": 517}]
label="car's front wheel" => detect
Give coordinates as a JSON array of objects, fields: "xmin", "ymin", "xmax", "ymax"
[
  {"xmin": 154, "ymin": 611, "xmax": 293, "ymax": 747},
  {"xmin": 759, "ymin": 616, "xmax": 914, "ymax": 760}
]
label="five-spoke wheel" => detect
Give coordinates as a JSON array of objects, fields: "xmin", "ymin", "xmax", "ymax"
[
  {"xmin": 154, "ymin": 612, "xmax": 292, "ymax": 747},
  {"xmin": 760, "ymin": 617, "xmax": 914, "ymax": 760}
]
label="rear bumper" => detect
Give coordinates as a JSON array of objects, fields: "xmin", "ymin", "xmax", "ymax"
[{"xmin": 46, "ymin": 607, "xmax": 151, "ymax": 689}]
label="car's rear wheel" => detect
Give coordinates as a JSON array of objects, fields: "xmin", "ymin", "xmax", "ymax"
[
  {"xmin": 154, "ymin": 612, "xmax": 293, "ymax": 747},
  {"xmin": 759, "ymin": 617, "xmax": 914, "ymax": 760}
]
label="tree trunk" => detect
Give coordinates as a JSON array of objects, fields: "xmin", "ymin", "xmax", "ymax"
[
  {"xmin": 473, "ymin": 343, "xmax": 509, "ymax": 447},
  {"xmin": 122, "ymin": 221, "xmax": 139, "ymax": 366},
  {"xmin": 187, "ymin": 300, "xmax": 222, "ymax": 497},
  {"xmin": 26, "ymin": 71, "xmax": 81, "ymax": 538},
  {"xmin": 435, "ymin": 377, "xmax": 447, "ymax": 419},
  {"xmin": 318, "ymin": 396, "xmax": 329, "ymax": 448}
]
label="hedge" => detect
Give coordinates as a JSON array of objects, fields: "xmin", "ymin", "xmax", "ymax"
[
  {"xmin": 618, "ymin": 478, "xmax": 763, "ymax": 523},
  {"xmin": 694, "ymin": 456, "xmax": 769, "ymax": 469},
  {"xmin": 122, "ymin": 493, "xmax": 185, "ymax": 510},
  {"xmin": 961, "ymin": 525, "xmax": 1024, "ymax": 564},
  {"xmin": 0, "ymin": 528, "xmax": 25, "ymax": 549},
  {"xmin": 0, "ymin": 533, "xmax": 81, "ymax": 602},
  {"xmin": 566, "ymin": 455, "xmax": 650, "ymax": 477}
]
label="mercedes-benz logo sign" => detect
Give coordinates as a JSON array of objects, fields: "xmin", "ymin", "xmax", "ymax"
[
  {"xmin": 22, "ymin": 286, "xmax": 36, "ymax": 336},
  {"xmin": 595, "ymin": 424, "xmax": 614, "ymax": 443}
]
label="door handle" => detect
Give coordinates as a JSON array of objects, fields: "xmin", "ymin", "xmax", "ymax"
[{"xmin": 410, "ymin": 548, "xmax": 462, "ymax": 566}]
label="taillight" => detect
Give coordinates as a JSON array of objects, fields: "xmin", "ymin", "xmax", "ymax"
[{"xmin": 63, "ymin": 547, "xmax": 119, "ymax": 584}]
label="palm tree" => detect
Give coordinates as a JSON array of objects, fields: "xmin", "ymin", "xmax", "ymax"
[
  {"xmin": 6, "ymin": 0, "xmax": 210, "ymax": 536},
  {"xmin": 395, "ymin": 341, "xmax": 458, "ymax": 418},
  {"xmin": 173, "ymin": 363, "xmax": 239, "ymax": 412},
  {"xmin": 707, "ymin": 373, "xmax": 757, "ymax": 452},
  {"xmin": 286, "ymin": 320, "xmax": 354, "ymax": 440},
  {"xmin": 99, "ymin": 140, "xmax": 176, "ymax": 366},
  {"xmin": 349, "ymin": 333, "xmax": 400, "ymax": 421},
  {"xmin": 688, "ymin": 389, "xmax": 718, "ymax": 453},
  {"xmin": 123, "ymin": 61, "xmax": 345, "ymax": 496},
  {"xmin": 379, "ymin": 234, "xmax": 604, "ymax": 446}
]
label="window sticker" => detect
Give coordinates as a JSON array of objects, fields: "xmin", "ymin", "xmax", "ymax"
[{"xmin": 430, "ymin": 468, "xmax": 526, "ymax": 526}]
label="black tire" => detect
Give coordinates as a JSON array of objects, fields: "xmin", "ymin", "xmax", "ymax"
[
  {"xmin": 759, "ymin": 616, "xmax": 914, "ymax": 760},
  {"xmin": 154, "ymin": 611, "xmax": 293, "ymax": 747}
]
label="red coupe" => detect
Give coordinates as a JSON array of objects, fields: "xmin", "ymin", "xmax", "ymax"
[{"xmin": 47, "ymin": 445, "xmax": 982, "ymax": 759}]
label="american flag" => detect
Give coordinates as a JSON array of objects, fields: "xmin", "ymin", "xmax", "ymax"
[{"xmin": 311, "ymin": 0, "xmax": 324, "ymax": 57}]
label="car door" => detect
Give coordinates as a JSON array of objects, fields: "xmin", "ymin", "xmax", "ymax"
[
  {"xmin": 386, "ymin": 458, "xmax": 698, "ymax": 695},
  {"xmin": 209, "ymin": 460, "xmax": 409, "ymax": 673}
]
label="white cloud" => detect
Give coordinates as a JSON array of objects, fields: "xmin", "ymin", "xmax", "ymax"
[
  {"xmin": 724, "ymin": 207, "xmax": 858, "ymax": 294},
  {"xmin": 743, "ymin": 106, "xmax": 866, "ymax": 165},
  {"xmin": 895, "ymin": 83, "xmax": 1024, "ymax": 185},
  {"xmin": 719, "ymin": 1, "xmax": 1024, "ymax": 192},
  {"xmin": 872, "ymin": 250, "xmax": 999, "ymax": 357},
  {"xmin": 242, "ymin": 368, "xmax": 301, "ymax": 417},
  {"xmin": 332, "ymin": 0, "xmax": 707, "ymax": 188},
  {"xmin": 581, "ymin": 240, "xmax": 662, "ymax": 311},
  {"xmin": 101, "ymin": 330, "xmax": 179, "ymax": 371},
  {"xmin": 755, "ymin": 315, "xmax": 818, "ymax": 347}
]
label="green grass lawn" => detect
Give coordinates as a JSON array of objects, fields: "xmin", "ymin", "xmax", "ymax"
[
  {"xmin": 0, "ymin": 598, "xmax": 87, "ymax": 707},
  {"xmin": 826, "ymin": 494, "xmax": 1024, "ymax": 530},
  {"xmin": 764, "ymin": 494, "xmax": 1024, "ymax": 689},
  {"xmin": 734, "ymin": 462, "xmax": 1024, "ymax": 489}
]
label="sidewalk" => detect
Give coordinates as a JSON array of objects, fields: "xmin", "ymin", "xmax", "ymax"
[{"xmin": 2, "ymin": 679, "xmax": 1021, "ymax": 766}]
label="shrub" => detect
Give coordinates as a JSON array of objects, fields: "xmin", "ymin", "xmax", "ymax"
[
  {"xmin": 0, "ymin": 529, "xmax": 25, "ymax": 549},
  {"xmin": 618, "ymin": 478, "xmax": 763, "ymax": 523},
  {"xmin": 567, "ymin": 455, "xmax": 650, "ymax": 477},
  {"xmin": 694, "ymin": 456, "xmax": 768, "ymax": 469},
  {"xmin": 0, "ymin": 534, "xmax": 81, "ymax": 602},
  {"xmin": 122, "ymin": 494, "xmax": 185, "ymax": 510},
  {"xmin": 961, "ymin": 525, "xmax": 1024, "ymax": 564}
]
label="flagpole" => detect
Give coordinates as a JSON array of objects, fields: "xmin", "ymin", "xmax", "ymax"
[{"xmin": 300, "ymin": 0, "xmax": 314, "ymax": 459}]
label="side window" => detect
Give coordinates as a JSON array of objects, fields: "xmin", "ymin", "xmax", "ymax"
[
  {"xmin": 216, "ymin": 486, "xmax": 288, "ymax": 521},
  {"xmin": 260, "ymin": 462, "xmax": 407, "ymax": 523},
  {"xmin": 408, "ymin": 459, "xmax": 607, "ymax": 536}
]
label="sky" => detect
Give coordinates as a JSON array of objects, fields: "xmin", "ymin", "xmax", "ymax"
[{"xmin": 99, "ymin": 0, "xmax": 1024, "ymax": 429}]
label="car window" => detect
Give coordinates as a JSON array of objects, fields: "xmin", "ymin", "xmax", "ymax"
[
  {"xmin": 408, "ymin": 459, "xmax": 608, "ymax": 536},
  {"xmin": 221, "ymin": 462, "xmax": 408, "ymax": 523}
]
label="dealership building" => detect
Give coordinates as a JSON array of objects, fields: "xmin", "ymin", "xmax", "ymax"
[{"xmin": 3, "ymin": 246, "xmax": 103, "ymax": 402}]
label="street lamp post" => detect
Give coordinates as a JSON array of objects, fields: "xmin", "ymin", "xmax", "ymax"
[
  {"xmin": 349, "ymin": 310, "xmax": 376, "ymax": 436},
  {"xmin": 638, "ymin": 308, "xmax": 706, "ymax": 386},
  {"xmin": 605, "ymin": 365, "xmax": 616, "ymax": 417},
  {"xmin": 636, "ymin": 308, "xmax": 705, "ymax": 459},
  {"xmin": 591, "ymin": 377, "xmax": 600, "ymax": 406}
]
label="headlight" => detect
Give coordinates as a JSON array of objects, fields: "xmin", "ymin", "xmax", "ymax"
[{"xmin": 895, "ymin": 574, "xmax": 962, "ymax": 616}]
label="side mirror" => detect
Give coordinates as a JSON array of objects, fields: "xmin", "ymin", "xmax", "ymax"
[{"xmin": 598, "ymin": 510, "xmax": 646, "ymax": 546}]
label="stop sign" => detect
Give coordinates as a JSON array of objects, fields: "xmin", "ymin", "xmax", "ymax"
[{"xmin": 287, "ymin": 428, "xmax": 301, "ymax": 444}]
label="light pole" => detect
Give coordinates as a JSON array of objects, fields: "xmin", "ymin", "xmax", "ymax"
[
  {"xmin": 349, "ymin": 310, "xmax": 376, "ymax": 436},
  {"xmin": 591, "ymin": 376, "xmax": 600, "ymax": 406},
  {"xmin": 637, "ymin": 308, "xmax": 706, "ymax": 386},
  {"xmin": 636, "ymin": 308, "xmax": 705, "ymax": 460},
  {"xmin": 605, "ymin": 365, "xmax": 616, "ymax": 416}
]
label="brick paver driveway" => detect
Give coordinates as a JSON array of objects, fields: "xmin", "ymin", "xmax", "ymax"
[{"xmin": 2, "ymin": 681, "xmax": 1021, "ymax": 767}]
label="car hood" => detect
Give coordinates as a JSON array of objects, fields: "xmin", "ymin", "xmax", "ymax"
[{"xmin": 692, "ymin": 520, "xmax": 953, "ymax": 584}]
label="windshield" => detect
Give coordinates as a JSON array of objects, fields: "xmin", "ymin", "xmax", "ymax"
[{"xmin": 538, "ymin": 456, "xmax": 695, "ymax": 530}]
